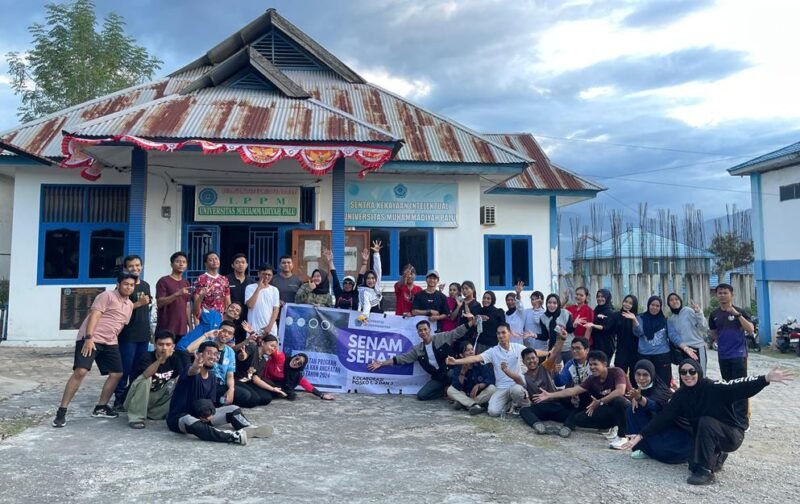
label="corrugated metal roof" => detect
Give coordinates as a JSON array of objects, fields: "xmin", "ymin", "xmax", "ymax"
[
  {"xmin": 66, "ymin": 87, "xmax": 398, "ymax": 143},
  {"xmin": 581, "ymin": 227, "xmax": 714, "ymax": 259},
  {"xmin": 484, "ymin": 133, "xmax": 605, "ymax": 192},
  {"xmin": 728, "ymin": 140, "xmax": 800, "ymax": 175},
  {"xmin": 0, "ymin": 68, "xmax": 210, "ymax": 158},
  {"xmin": 710, "ymin": 263, "xmax": 753, "ymax": 289},
  {"xmin": 283, "ymin": 70, "xmax": 531, "ymax": 164},
  {"xmin": 0, "ymin": 139, "xmax": 54, "ymax": 165}
]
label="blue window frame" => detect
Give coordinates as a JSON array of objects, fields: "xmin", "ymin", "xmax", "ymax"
[
  {"xmin": 361, "ymin": 228, "xmax": 434, "ymax": 281},
  {"xmin": 38, "ymin": 185, "xmax": 129, "ymax": 285},
  {"xmin": 484, "ymin": 235, "xmax": 533, "ymax": 290}
]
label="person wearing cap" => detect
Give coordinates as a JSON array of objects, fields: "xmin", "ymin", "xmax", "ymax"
[
  {"xmin": 322, "ymin": 248, "xmax": 367, "ymax": 311},
  {"xmin": 411, "ymin": 269, "xmax": 451, "ymax": 332}
]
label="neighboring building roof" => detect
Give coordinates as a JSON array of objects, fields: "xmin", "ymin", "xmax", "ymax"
[
  {"xmin": 0, "ymin": 67, "xmax": 209, "ymax": 159},
  {"xmin": 710, "ymin": 263, "xmax": 754, "ymax": 289},
  {"xmin": 728, "ymin": 140, "xmax": 800, "ymax": 176},
  {"xmin": 482, "ymin": 133, "xmax": 605, "ymax": 193},
  {"xmin": 575, "ymin": 227, "xmax": 714, "ymax": 260}
]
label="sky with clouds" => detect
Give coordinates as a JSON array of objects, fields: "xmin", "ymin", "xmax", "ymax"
[{"xmin": 1, "ymin": 0, "xmax": 798, "ymax": 233}]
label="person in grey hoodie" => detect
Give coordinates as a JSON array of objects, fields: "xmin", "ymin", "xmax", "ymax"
[{"xmin": 667, "ymin": 293, "xmax": 708, "ymax": 372}]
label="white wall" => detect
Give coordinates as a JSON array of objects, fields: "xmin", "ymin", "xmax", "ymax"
[
  {"xmin": 761, "ymin": 164, "xmax": 800, "ymax": 262},
  {"xmin": 0, "ymin": 174, "xmax": 13, "ymax": 279},
  {"xmin": 768, "ymin": 281, "xmax": 800, "ymax": 332},
  {"xmin": 6, "ymin": 166, "xmax": 130, "ymax": 346}
]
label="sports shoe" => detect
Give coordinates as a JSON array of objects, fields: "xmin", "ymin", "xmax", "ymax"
[
  {"xmin": 243, "ymin": 425, "xmax": 274, "ymax": 439},
  {"xmin": 631, "ymin": 450, "xmax": 649, "ymax": 460},
  {"xmin": 453, "ymin": 402, "xmax": 465, "ymax": 411},
  {"xmin": 231, "ymin": 429, "xmax": 248, "ymax": 446},
  {"xmin": 713, "ymin": 452, "xmax": 728, "ymax": 472},
  {"xmin": 557, "ymin": 426, "xmax": 572, "ymax": 438},
  {"xmin": 91, "ymin": 404, "xmax": 119, "ymax": 419},
  {"xmin": 687, "ymin": 468, "xmax": 714, "ymax": 485},
  {"xmin": 52, "ymin": 407, "xmax": 67, "ymax": 428},
  {"xmin": 532, "ymin": 422, "xmax": 547, "ymax": 435},
  {"xmin": 608, "ymin": 436, "xmax": 628, "ymax": 450},
  {"xmin": 601, "ymin": 426, "xmax": 618, "ymax": 440},
  {"xmin": 468, "ymin": 404, "xmax": 484, "ymax": 416}
]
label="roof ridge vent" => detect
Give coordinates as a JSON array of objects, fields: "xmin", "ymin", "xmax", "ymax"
[{"xmin": 253, "ymin": 29, "xmax": 322, "ymax": 70}]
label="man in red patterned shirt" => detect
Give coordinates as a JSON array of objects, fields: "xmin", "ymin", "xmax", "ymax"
[{"xmin": 193, "ymin": 251, "xmax": 231, "ymax": 320}]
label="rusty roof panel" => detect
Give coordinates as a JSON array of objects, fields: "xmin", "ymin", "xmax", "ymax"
[
  {"xmin": 0, "ymin": 67, "xmax": 211, "ymax": 158},
  {"xmin": 66, "ymin": 87, "xmax": 397, "ymax": 143}
]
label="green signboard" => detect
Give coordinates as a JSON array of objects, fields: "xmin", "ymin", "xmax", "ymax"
[{"xmin": 194, "ymin": 186, "xmax": 301, "ymax": 222}]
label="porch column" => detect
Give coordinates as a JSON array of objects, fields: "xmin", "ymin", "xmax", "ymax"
[
  {"xmin": 129, "ymin": 147, "xmax": 148, "ymax": 260},
  {"xmin": 331, "ymin": 158, "xmax": 345, "ymax": 272}
]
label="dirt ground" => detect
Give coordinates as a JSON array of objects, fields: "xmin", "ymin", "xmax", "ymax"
[{"xmin": 0, "ymin": 345, "xmax": 798, "ymax": 503}]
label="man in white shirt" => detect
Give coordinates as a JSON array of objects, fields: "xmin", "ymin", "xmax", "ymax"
[
  {"xmin": 447, "ymin": 323, "xmax": 527, "ymax": 417},
  {"xmin": 244, "ymin": 263, "xmax": 280, "ymax": 336}
]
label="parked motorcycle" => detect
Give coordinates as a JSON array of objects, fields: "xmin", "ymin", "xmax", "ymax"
[
  {"xmin": 745, "ymin": 316, "xmax": 761, "ymax": 353},
  {"xmin": 775, "ymin": 317, "xmax": 800, "ymax": 355}
]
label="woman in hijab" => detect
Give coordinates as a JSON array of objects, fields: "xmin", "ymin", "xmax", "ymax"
[
  {"xmin": 323, "ymin": 247, "xmax": 366, "ymax": 311},
  {"xmin": 294, "ymin": 269, "xmax": 333, "ymax": 307},
  {"xmin": 615, "ymin": 295, "xmax": 640, "ymax": 383},
  {"xmin": 581, "ymin": 289, "xmax": 617, "ymax": 362},
  {"xmin": 475, "ymin": 291, "xmax": 506, "ymax": 353},
  {"xmin": 538, "ymin": 293, "xmax": 577, "ymax": 363},
  {"xmin": 624, "ymin": 359, "xmax": 682, "ymax": 460},
  {"xmin": 667, "ymin": 292, "xmax": 708, "ymax": 372},
  {"xmin": 358, "ymin": 241, "xmax": 384, "ymax": 320},
  {"xmin": 261, "ymin": 338, "xmax": 335, "ymax": 401},
  {"xmin": 626, "ymin": 359, "xmax": 793, "ymax": 485},
  {"xmin": 629, "ymin": 296, "xmax": 697, "ymax": 385}
]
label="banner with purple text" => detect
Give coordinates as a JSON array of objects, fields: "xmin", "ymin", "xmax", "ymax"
[{"xmin": 278, "ymin": 304, "xmax": 430, "ymax": 395}]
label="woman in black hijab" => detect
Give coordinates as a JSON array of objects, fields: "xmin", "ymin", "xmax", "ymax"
[
  {"xmin": 475, "ymin": 290, "xmax": 505, "ymax": 353},
  {"xmin": 615, "ymin": 295, "xmax": 639, "ymax": 383},
  {"xmin": 538, "ymin": 293, "xmax": 575, "ymax": 362},
  {"xmin": 583, "ymin": 288, "xmax": 617, "ymax": 362},
  {"xmin": 627, "ymin": 359, "xmax": 793, "ymax": 485}
]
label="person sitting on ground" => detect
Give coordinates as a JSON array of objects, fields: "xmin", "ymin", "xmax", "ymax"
[
  {"xmin": 358, "ymin": 241, "xmax": 384, "ymax": 320},
  {"xmin": 445, "ymin": 341, "xmax": 496, "ymax": 415},
  {"xmin": 294, "ymin": 268, "xmax": 333, "ymax": 307},
  {"xmin": 626, "ymin": 359, "xmax": 793, "ymax": 485},
  {"xmin": 181, "ymin": 320, "xmax": 237, "ymax": 406},
  {"xmin": 52, "ymin": 272, "xmax": 136, "ymax": 428},
  {"xmin": 622, "ymin": 359, "xmax": 691, "ymax": 462},
  {"xmin": 411, "ymin": 270, "xmax": 451, "ymax": 332},
  {"xmin": 539, "ymin": 293, "xmax": 582, "ymax": 363},
  {"xmin": 533, "ymin": 350, "xmax": 631, "ymax": 447},
  {"xmin": 394, "ymin": 264, "xmax": 421, "ymax": 316},
  {"xmin": 177, "ymin": 302, "xmax": 245, "ymax": 352},
  {"xmin": 369, "ymin": 313, "xmax": 475, "ymax": 400},
  {"xmin": 516, "ymin": 331, "xmax": 572, "ymax": 434},
  {"xmin": 166, "ymin": 341, "xmax": 272, "ymax": 445},
  {"xmin": 322, "ymin": 248, "xmax": 366, "ymax": 311},
  {"xmin": 232, "ymin": 336, "xmax": 288, "ymax": 408},
  {"xmin": 446, "ymin": 323, "xmax": 527, "ymax": 417},
  {"xmin": 261, "ymin": 337, "xmax": 335, "ymax": 401},
  {"xmin": 125, "ymin": 330, "xmax": 188, "ymax": 429}
]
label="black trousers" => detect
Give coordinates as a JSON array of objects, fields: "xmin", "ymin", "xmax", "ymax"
[
  {"xmin": 520, "ymin": 401, "xmax": 574, "ymax": 427},
  {"xmin": 565, "ymin": 396, "xmax": 629, "ymax": 435},
  {"xmin": 638, "ymin": 352, "xmax": 672, "ymax": 386},
  {"xmin": 592, "ymin": 337, "xmax": 616, "ymax": 364},
  {"xmin": 234, "ymin": 381, "xmax": 274, "ymax": 408},
  {"xmin": 692, "ymin": 416, "xmax": 744, "ymax": 472},
  {"xmin": 719, "ymin": 357, "xmax": 749, "ymax": 424}
]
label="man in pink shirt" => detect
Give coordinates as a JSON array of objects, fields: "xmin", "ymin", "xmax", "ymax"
[{"xmin": 52, "ymin": 272, "xmax": 136, "ymax": 427}]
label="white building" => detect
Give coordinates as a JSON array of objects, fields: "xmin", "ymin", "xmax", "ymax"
[
  {"xmin": 729, "ymin": 141, "xmax": 800, "ymax": 343},
  {"xmin": 0, "ymin": 9, "xmax": 603, "ymax": 345}
]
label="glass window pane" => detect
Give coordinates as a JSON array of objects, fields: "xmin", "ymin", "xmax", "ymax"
[
  {"xmin": 487, "ymin": 238, "xmax": 506, "ymax": 287},
  {"xmin": 44, "ymin": 229, "xmax": 80, "ymax": 279},
  {"xmin": 370, "ymin": 228, "xmax": 392, "ymax": 277},
  {"xmin": 399, "ymin": 229, "xmax": 429, "ymax": 276},
  {"xmin": 89, "ymin": 229, "xmax": 125, "ymax": 278},
  {"xmin": 510, "ymin": 238, "xmax": 530, "ymax": 285}
]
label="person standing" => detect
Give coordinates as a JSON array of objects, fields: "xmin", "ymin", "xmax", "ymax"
[
  {"xmin": 667, "ymin": 294, "xmax": 708, "ymax": 372},
  {"xmin": 113, "ymin": 255, "xmax": 152, "ymax": 411},
  {"xmin": 52, "ymin": 272, "xmax": 136, "ymax": 427},
  {"xmin": 156, "ymin": 252, "xmax": 192, "ymax": 343},
  {"xmin": 411, "ymin": 270, "xmax": 451, "ymax": 332},
  {"xmin": 538, "ymin": 293, "xmax": 581, "ymax": 363},
  {"xmin": 522, "ymin": 291, "xmax": 546, "ymax": 350},
  {"xmin": 271, "ymin": 255, "xmax": 303, "ymax": 308},
  {"xmin": 505, "ymin": 281, "xmax": 526, "ymax": 343},
  {"xmin": 226, "ymin": 253, "xmax": 255, "ymax": 341},
  {"xmin": 708, "ymin": 283, "xmax": 755, "ymax": 423},
  {"xmin": 440, "ymin": 282, "xmax": 462, "ymax": 333},
  {"xmin": 244, "ymin": 264, "xmax": 281, "ymax": 337},
  {"xmin": 358, "ymin": 241, "xmax": 384, "ymax": 319},
  {"xmin": 294, "ymin": 269, "xmax": 333, "ymax": 307},
  {"xmin": 566, "ymin": 287, "xmax": 594, "ymax": 345},
  {"xmin": 582, "ymin": 289, "xmax": 617, "ymax": 362},
  {"xmin": 323, "ymin": 248, "xmax": 366, "ymax": 311},
  {"xmin": 394, "ymin": 265, "xmax": 422, "ymax": 316},
  {"xmin": 193, "ymin": 251, "xmax": 230, "ymax": 321},
  {"xmin": 476, "ymin": 291, "xmax": 506, "ymax": 353},
  {"xmin": 615, "ymin": 295, "xmax": 640, "ymax": 383}
]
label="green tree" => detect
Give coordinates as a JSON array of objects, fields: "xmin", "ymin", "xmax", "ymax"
[
  {"xmin": 6, "ymin": 0, "xmax": 162, "ymax": 122},
  {"xmin": 708, "ymin": 232, "xmax": 754, "ymax": 278}
]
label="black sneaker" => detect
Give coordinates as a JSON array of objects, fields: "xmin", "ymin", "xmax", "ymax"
[
  {"xmin": 113, "ymin": 401, "xmax": 127, "ymax": 413},
  {"xmin": 713, "ymin": 452, "xmax": 728, "ymax": 472},
  {"xmin": 52, "ymin": 407, "xmax": 67, "ymax": 428},
  {"xmin": 532, "ymin": 422, "xmax": 547, "ymax": 435},
  {"xmin": 468, "ymin": 404, "xmax": 484, "ymax": 416},
  {"xmin": 91, "ymin": 404, "xmax": 119, "ymax": 419},
  {"xmin": 687, "ymin": 468, "xmax": 714, "ymax": 485}
]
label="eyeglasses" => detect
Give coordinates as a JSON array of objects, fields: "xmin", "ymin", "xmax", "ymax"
[{"xmin": 679, "ymin": 368, "xmax": 698, "ymax": 376}]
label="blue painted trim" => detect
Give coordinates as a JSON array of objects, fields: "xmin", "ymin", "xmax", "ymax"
[
  {"xmin": 483, "ymin": 234, "xmax": 533, "ymax": 290},
  {"xmin": 129, "ymin": 148, "xmax": 147, "ymax": 261},
  {"xmin": 758, "ymin": 259, "xmax": 800, "ymax": 281},
  {"xmin": 486, "ymin": 188, "xmax": 602, "ymax": 197},
  {"xmin": 549, "ymin": 196, "xmax": 559, "ymax": 293},
  {"xmin": 750, "ymin": 173, "xmax": 771, "ymax": 342},
  {"xmin": 332, "ymin": 159, "xmax": 346, "ymax": 273},
  {"xmin": 380, "ymin": 161, "xmax": 525, "ymax": 175}
]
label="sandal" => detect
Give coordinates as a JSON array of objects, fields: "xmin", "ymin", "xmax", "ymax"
[{"xmin": 128, "ymin": 421, "xmax": 146, "ymax": 429}]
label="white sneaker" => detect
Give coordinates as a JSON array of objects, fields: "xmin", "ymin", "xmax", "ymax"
[
  {"xmin": 608, "ymin": 436, "xmax": 628, "ymax": 450},
  {"xmin": 602, "ymin": 426, "xmax": 618, "ymax": 440},
  {"xmin": 232, "ymin": 429, "xmax": 248, "ymax": 446}
]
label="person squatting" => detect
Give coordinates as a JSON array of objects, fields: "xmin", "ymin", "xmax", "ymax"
[{"xmin": 51, "ymin": 249, "xmax": 794, "ymax": 485}]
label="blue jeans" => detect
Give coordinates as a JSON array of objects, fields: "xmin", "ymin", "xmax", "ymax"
[{"xmin": 114, "ymin": 341, "xmax": 149, "ymax": 404}]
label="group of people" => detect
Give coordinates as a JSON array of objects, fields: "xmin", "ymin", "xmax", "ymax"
[{"xmin": 51, "ymin": 247, "xmax": 793, "ymax": 484}]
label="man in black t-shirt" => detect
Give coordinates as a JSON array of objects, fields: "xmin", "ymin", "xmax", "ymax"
[
  {"xmin": 124, "ymin": 330, "xmax": 187, "ymax": 429},
  {"xmin": 114, "ymin": 255, "xmax": 152, "ymax": 410},
  {"xmin": 226, "ymin": 253, "xmax": 256, "ymax": 341},
  {"xmin": 411, "ymin": 270, "xmax": 450, "ymax": 332}
]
